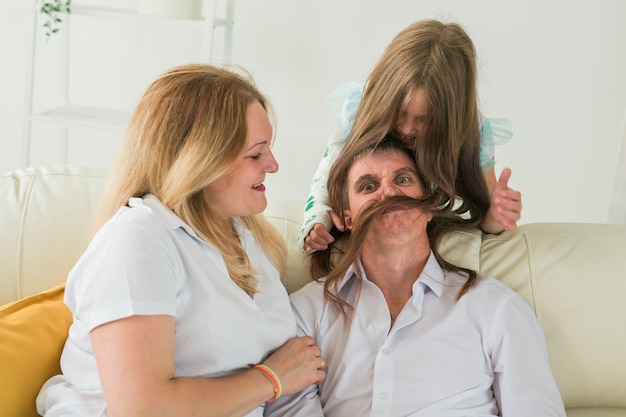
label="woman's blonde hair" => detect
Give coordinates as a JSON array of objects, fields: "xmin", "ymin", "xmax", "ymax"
[
  {"xmin": 95, "ymin": 64, "xmax": 286, "ymax": 295},
  {"xmin": 344, "ymin": 19, "xmax": 490, "ymax": 227}
]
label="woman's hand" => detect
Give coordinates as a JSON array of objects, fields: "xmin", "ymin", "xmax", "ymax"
[{"xmin": 263, "ymin": 336, "xmax": 326, "ymax": 396}]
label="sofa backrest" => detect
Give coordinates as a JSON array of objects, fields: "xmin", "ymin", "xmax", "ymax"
[
  {"xmin": 0, "ymin": 166, "xmax": 108, "ymax": 305},
  {"xmin": 264, "ymin": 197, "xmax": 312, "ymax": 293}
]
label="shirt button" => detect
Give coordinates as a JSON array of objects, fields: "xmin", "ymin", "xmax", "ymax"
[
  {"xmin": 378, "ymin": 392, "xmax": 388, "ymax": 400},
  {"xmin": 381, "ymin": 348, "xmax": 390, "ymax": 355}
]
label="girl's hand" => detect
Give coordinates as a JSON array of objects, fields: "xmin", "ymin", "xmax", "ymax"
[
  {"xmin": 484, "ymin": 167, "xmax": 522, "ymax": 233},
  {"xmin": 303, "ymin": 211, "xmax": 344, "ymax": 253}
]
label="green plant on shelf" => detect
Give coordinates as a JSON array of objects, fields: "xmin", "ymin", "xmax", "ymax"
[{"xmin": 40, "ymin": 0, "xmax": 72, "ymax": 39}]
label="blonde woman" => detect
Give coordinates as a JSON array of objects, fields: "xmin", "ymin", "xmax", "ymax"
[{"xmin": 37, "ymin": 64, "xmax": 325, "ymax": 417}]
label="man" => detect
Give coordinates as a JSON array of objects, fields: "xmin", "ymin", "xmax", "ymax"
[{"xmin": 266, "ymin": 136, "xmax": 565, "ymax": 416}]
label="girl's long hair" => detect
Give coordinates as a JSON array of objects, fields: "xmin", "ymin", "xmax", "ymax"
[{"xmin": 345, "ymin": 19, "xmax": 490, "ymax": 228}]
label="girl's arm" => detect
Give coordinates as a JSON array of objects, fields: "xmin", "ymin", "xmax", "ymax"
[
  {"xmin": 479, "ymin": 117, "xmax": 521, "ymax": 234},
  {"xmin": 298, "ymin": 140, "xmax": 343, "ymax": 253},
  {"xmin": 298, "ymin": 82, "xmax": 364, "ymax": 253},
  {"xmin": 480, "ymin": 167, "xmax": 522, "ymax": 234}
]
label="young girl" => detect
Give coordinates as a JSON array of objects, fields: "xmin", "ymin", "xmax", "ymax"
[{"xmin": 299, "ymin": 19, "xmax": 522, "ymax": 253}]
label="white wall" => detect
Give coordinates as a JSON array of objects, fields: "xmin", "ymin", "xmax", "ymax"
[
  {"xmin": 2, "ymin": 0, "xmax": 625, "ymax": 225},
  {"xmin": 609, "ymin": 118, "xmax": 626, "ymax": 223}
]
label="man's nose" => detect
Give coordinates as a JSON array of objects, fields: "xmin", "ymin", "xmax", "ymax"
[{"xmin": 381, "ymin": 183, "xmax": 401, "ymax": 198}]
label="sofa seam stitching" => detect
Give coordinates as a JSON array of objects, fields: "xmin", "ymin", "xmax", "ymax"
[{"xmin": 17, "ymin": 175, "xmax": 36, "ymax": 299}]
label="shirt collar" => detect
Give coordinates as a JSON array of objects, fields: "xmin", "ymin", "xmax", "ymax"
[
  {"xmin": 336, "ymin": 261, "xmax": 361, "ymax": 293},
  {"xmin": 128, "ymin": 194, "xmax": 195, "ymax": 234},
  {"xmin": 130, "ymin": 194, "xmax": 251, "ymax": 244},
  {"xmin": 414, "ymin": 251, "xmax": 445, "ymax": 298},
  {"xmin": 334, "ymin": 250, "xmax": 446, "ymax": 299}
]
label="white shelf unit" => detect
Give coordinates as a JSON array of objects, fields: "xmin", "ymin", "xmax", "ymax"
[{"xmin": 23, "ymin": 1, "xmax": 235, "ymax": 168}]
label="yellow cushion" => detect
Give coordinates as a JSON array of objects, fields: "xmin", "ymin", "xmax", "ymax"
[{"xmin": 0, "ymin": 283, "xmax": 72, "ymax": 417}]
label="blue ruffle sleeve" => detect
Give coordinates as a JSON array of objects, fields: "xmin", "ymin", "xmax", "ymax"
[
  {"xmin": 324, "ymin": 81, "xmax": 364, "ymax": 144},
  {"xmin": 479, "ymin": 117, "xmax": 513, "ymax": 172}
]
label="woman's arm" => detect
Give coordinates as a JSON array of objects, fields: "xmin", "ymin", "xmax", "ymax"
[
  {"xmin": 264, "ymin": 291, "xmax": 325, "ymax": 417},
  {"xmin": 91, "ymin": 315, "xmax": 325, "ymax": 417}
]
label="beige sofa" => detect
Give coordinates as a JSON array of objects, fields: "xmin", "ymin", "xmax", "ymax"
[{"xmin": 1, "ymin": 165, "xmax": 625, "ymax": 417}]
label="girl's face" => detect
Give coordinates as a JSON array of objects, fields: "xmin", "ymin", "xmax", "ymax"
[
  {"xmin": 392, "ymin": 88, "xmax": 431, "ymax": 147},
  {"xmin": 203, "ymin": 100, "xmax": 278, "ymax": 218}
]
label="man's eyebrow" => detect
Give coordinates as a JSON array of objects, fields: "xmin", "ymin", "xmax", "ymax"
[
  {"xmin": 353, "ymin": 166, "xmax": 417, "ymax": 184},
  {"xmin": 354, "ymin": 173, "xmax": 377, "ymax": 185},
  {"xmin": 396, "ymin": 166, "xmax": 419, "ymax": 176}
]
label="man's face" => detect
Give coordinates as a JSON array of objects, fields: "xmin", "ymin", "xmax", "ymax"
[{"xmin": 343, "ymin": 149, "xmax": 432, "ymax": 238}]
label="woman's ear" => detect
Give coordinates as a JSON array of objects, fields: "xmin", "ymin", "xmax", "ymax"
[{"xmin": 343, "ymin": 209, "xmax": 354, "ymax": 231}]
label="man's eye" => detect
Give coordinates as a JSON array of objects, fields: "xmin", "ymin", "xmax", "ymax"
[
  {"xmin": 362, "ymin": 183, "xmax": 376, "ymax": 192},
  {"xmin": 397, "ymin": 176, "xmax": 411, "ymax": 184}
]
